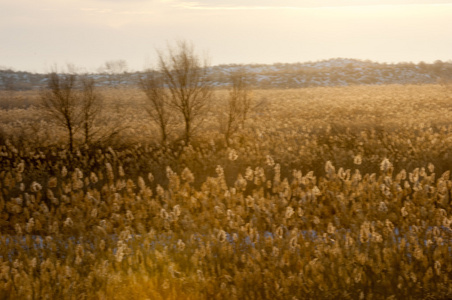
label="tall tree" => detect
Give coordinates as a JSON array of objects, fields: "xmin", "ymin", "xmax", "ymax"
[
  {"xmin": 41, "ymin": 67, "xmax": 104, "ymax": 150},
  {"xmin": 140, "ymin": 70, "xmax": 172, "ymax": 144},
  {"xmin": 158, "ymin": 40, "xmax": 212, "ymax": 144},
  {"xmin": 80, "ymin": 76, "xmax": 103, "ymax": 145},
  {"xmin": 222, "ymin": 70, "xmax": 253, "ymax": 146},
  {"xmin": 40, "ymin": 70, "xmax": 78, "ymax": 152}
]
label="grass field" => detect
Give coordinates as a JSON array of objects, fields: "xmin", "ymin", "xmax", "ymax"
[{"xmin": 1, "ymin": 84, "xmax": 452, "ymax": 299}]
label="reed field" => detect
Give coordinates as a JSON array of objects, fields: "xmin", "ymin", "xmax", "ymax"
[{"xmin": 1, "ymin": 84, "xmax": 452, "ymax": 299}]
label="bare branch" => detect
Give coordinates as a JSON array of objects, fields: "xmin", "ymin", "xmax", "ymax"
[
  {"xmin": 157, "ymin": 40, "xmax": 212, "ymax": 144},
  {"xmin": 140, "ymin": 69, "xmax": 172, "ymax": 144},
  {"xmin": 80, "ymin": 76, "xmax": 103, "ymax": 144},
  {"xmin": 220, "ymin": 70, "xmax": 253, "ymax": 146},
  {"xmin": 40, "ymin": 70, "xmax": 79, "ymax": 152}
]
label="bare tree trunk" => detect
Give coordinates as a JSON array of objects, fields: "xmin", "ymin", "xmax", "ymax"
[
  {"xmin": 184, "ymin": 116, "xmax": 191, "ymax": 144},
  {"xmin": 84, "ymin": 119, "xmax": 89, "ymax": 145},
  {"xmin": 68, "ymin": 124, "xmax": 74, "ymax": 152}
]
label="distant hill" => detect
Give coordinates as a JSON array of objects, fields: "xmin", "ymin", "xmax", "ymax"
[{"xmin": 1, "ymin": 58, "xmax": 452, "ymax": 90}]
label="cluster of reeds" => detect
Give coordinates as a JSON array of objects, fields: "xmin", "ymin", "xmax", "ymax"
[
  {"xmin": 1, "ymin": 151, "xmax": 452, "ymax": 299},
  {"xmin": 0, "ymin": 84, "xmax": 451, "ymax": 299}
]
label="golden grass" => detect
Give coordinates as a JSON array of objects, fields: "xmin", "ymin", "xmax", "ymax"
[{"xmin": 0, "ymin": 84, "xmax": 452, "ymax": 299}]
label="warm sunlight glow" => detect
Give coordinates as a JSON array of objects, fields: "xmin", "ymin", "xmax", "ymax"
[
  {"xmin": 1, "ymin": 0, "xmax": 451, "ymax": 72},
  {"xmin": 2, "ymin": 1, "xmax": 452, "ymax": 300}
]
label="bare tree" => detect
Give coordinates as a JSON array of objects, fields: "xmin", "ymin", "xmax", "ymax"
[
  {"xmin": 139, "ymin": 70, "xmax": 172, "ymax": 144},
  {"xmin": 158, "ymin": 40, "xmax": 212, "ymax": 144},
  {"xmin": 80, "ymin": 76, "xmax": 103, "ymax": 145},
  {"xmin": 231, "ymin": 71, "xmax": 253, "ymax": 129},
  {"xmin": 221, "ymin": 70, "xmax": 253, "ymax": 146},
  {"xmin": 40, "ymin": 70, "xmax": 79, "ymax": 152},
  {"xmin": 100, "ymin": 59, "xmax": 128, "ymax": 88}
]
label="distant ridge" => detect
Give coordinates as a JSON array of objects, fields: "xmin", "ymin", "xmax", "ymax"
[{"xmin": 1, "ymin": 58, "xmax": 452, "ymax": 90}]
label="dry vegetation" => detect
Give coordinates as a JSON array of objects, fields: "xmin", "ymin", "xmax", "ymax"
[{"xmin": 1, "ymin": 84, "xmax": 452, "ymax": 299}]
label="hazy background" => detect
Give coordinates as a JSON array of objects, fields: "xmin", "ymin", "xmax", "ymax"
[{"xmin": 1, "ymin": 0, "xmax": 452, "ymax": 73}]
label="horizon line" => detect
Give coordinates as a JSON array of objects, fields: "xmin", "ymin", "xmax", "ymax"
[{"xmin": 2, "ymin": 57, "xmax": 451, "ymax": 74}]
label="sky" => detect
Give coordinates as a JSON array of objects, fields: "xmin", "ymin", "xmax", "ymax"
[{"xmin": 1, "ymin": 0, "xmax": 452, "ymax": 73}]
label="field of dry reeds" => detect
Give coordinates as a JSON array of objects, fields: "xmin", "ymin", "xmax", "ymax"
[{"xmin": 1, "ymin": 84, "xmax": 452, "ymax": 299}]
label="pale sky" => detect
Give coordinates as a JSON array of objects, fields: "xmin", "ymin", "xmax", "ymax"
[{"xmin": 1, "ymin": 0, "xmax": 452, "ymax": 73}]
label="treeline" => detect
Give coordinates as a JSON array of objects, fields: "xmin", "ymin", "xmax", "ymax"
[{"xmin": 2, "ymin": 57, "xmax": 452, "ymax": 91}]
